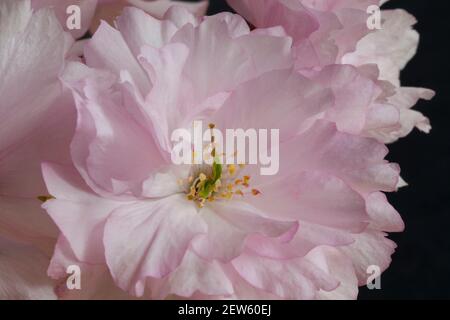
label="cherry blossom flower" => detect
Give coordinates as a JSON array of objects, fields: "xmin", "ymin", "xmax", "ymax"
[
  {"xmin": 0, "ymin": 0, "xmax": 74, "ymax": 299},
  {"xmin": 0, "ymin": 236, "xmax": 56, "ymax": 299},
  {"xmin": 0, "ymin": 0, "xmax": 433, "ymax": 300},
  {"xmin": 42, "ymin": 6, "xmax": 404, "ymax": 299},
  {"xmin": 0, "ymin": 0, "xmax": 73, "ymax": 253},
  {"xmin": 227, "ymin": 0, "xmax": 434, "ymax": 143},
  {"xmin": 0, "ymin": 1, "xmax": 135, "ymax": 299},
  {"xmin": 31, "ymin": 0, "xmax": 208, "ymax": 39}
]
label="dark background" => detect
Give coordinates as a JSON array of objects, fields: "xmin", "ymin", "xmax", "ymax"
[
  {"xmin": 185, "ymin": 0, "xmax": 450, "ymax": 299},
  {"xmin": 356, "ymin": 0, "xmax": 450, "ymax": 300}
]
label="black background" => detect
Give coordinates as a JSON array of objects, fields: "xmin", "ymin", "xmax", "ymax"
[{"xmin": 182, "ymin": 0, "xmax": 450, "ymax": 299}]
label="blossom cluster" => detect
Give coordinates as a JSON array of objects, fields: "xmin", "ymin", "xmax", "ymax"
[{"xmin": 0, "ymin": 0, "xmax": 433, "ymax": 299}]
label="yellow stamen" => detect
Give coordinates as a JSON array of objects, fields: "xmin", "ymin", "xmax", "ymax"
[
  {"xmin": 37, "ymin": 195, "xmax": 55, "ymax": 203},
  {"xmin": 228, "ymin": 164, "xmax": 236, "ymax": 176},
  {"xmin": 198, "ymin": 198, "xmax": 206, "ymax": 208},
  {"xmin": 213, "ymin": 179, "xmax": 222, "ymax": 192},
  {"xmin": 221, "ymin": 192, "xmax": 233, "ymax": 200},
  {"xmin": 251, "ymin": 189, "xmax": 261, "ymax": 196}
]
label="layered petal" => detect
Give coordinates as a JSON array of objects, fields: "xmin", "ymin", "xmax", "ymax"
[
  {"xmin": 42, "ymin": 163, "xmax": 127, "ymax": 264},
  {"xmin": 0, "ymin": 0, "xmax": 75, "ymax": 255},
  {"xmin": 340, "ymin": 230, "xmax": 397, "ymax": 286},
  {"xmin": 64, "ymin": 62, "xmax": 165, "ymax": 197},
  {"xmin": 36, "ymin": 4, "xmax": 415, "ymax": 300},
  {"xmin": 150, "ymin": 250, "xmax": 233, "ymax": 299},
  {"xmin": 48, "ymin": 235, "xmax": 138, "ymax": 299},
  {"xmin": 103, "ymin": 195, "xmax": 207, "ymax": 296},
  {"xmin": 31, "ymin": 0, "xmax": 98, "ymax": 39},
  {"xmin": 128, "ymin": 0, "xmax": 208, "ymax": 20},
  {"xmin": 0, "ymin": 237, "xmax": 56, "ymax": 299},
  {"xmin": 0, "ymin": 0, "xmax": 73, "ymax": 152},
  {"xmin": 231, "ymin": 251, "xmax": 339, "ymax": 299},
  {"xmin": 342, "ymin": 9, "xmax": 419, "ymax": 86},
  {"xmin": 192, "ymin": 201, "xmax": 296, "ymax": 262}
]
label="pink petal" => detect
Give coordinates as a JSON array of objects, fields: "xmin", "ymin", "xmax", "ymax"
[
  {"xmin": 0, "ymin": 92, "xmax": 75, "ymax": 253},
  {"xmin": 116, "ymin": 7, "xmax": 178, "ymax": 56},
  {"xmin": 170, "ymin": 13, "xmax": 293, "ymax": 104},
  {"xmin": 340, "ymin": 230, "xmax": 397, "ymax": 286},
  {"xmin": 210, "ymin": 69, "xmax": 333, "ymax": 141},
  {"xmin": 128, "ymin": 0, "xmax": 209, "ymax": 20},
  {"xmin": 192, "ymin": 201, "xmax": 296, "ymax": 262},
  {"xmin": 276, "ymin": 120, "xmax": 400, "ymax": 194},
  {"xmin": 232, "ymin": 251, "xmax": 339, "ymax": 299},
  {"xmin": 103, "ymin": 195, "xmax": 207, "ymax": 296},
  {"xmin": 366, "ymin": 192, "xmax": 404, "ymax": 232},
  {"xmin": 247, "ymin": 171, "xmax": 369, "ymax": 232},
  {"xmin": 313, "ymin": 64, "xmax": 383, "ymax": 135},
  {"xmin": 42, "ymin": 163, "xmax": 126, "ymax": 264},
  {"xmin": 227, "ymin": 0, "xmax": 318, "ymax": 42},
  {"xmin": 245, "ymin": 221, "xmax": 355, "ymax": 260},
  {"xmin": 342, "ymin": 9, "xmax": 420, "ymax": 85},
  {"xmin": 49, "ymin": 235, "xmax": 135, "ymax": 299},
  {"xmin": 84, "ymin": 21, "xmax": 150, "ymax": 95},
  {"xmin": 65, "ymin": 63, "xmax": 165, "ymax": 197},
  {"xmin": 151, "ymin": 250, "xmax": 233, "ymax": 299},
  {"xmin": 0, "ymin": 236, "xmax": 56, "ymax": 299},
  {"xmin": 0, "ymin": 0, "xmax": 73, "ymax": 152},
  {"xmin": 31, "ymin": 0, "xmax": 98, "ymax": 39},
  {"xmin": 308, "ymin": 246, "xmax": 358, "ymax": 300}
]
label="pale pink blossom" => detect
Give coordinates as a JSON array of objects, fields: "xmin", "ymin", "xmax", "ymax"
[
  {"xmin": 227, "ymin": 0, "xmax": 434, "ymax": 143},
  {"xmin": 31, "ymin": 0, "xmax": 99, "ymax": 39},
  {"xmin": 0, "ymin": 236, "xmax": 56, "ymax": 299},
  {"xmin": 0, "ymin": 0, "xmax": 130, "ymax": 299},
  {"xmin": 227, "ymin": 0, "xmax": 379, "ymax": 68},
  {"xmin": 0, "ymin": 0, "xmax": 74, "ymax": 253},
  {"xmin": 125, "ymin": 0, "xmax": 208, "ymax": 19},
  {"xmin": 342, "ymin": 8, "xmax": 434, "ymax": 142},
  {"xmin": 0, "ymin": 0, "xmax": 73, "ymax": 299},
  {"xmin": 42, "ymin": 7, "xmax": 404, "ymax": 299},
  {"xmin": 31, "ymin": 0, "xmax": 209, "ymax": 39}
]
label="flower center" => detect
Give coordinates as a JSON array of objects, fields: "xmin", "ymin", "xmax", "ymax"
[{"xmin": 181, "ymin": 123, "xmax": 260, "ymax": 208}]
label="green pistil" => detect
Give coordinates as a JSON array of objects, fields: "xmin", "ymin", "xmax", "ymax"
[{"xmin": 196, "ymin": 158, "xmax": 222, "ymax": 199}]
